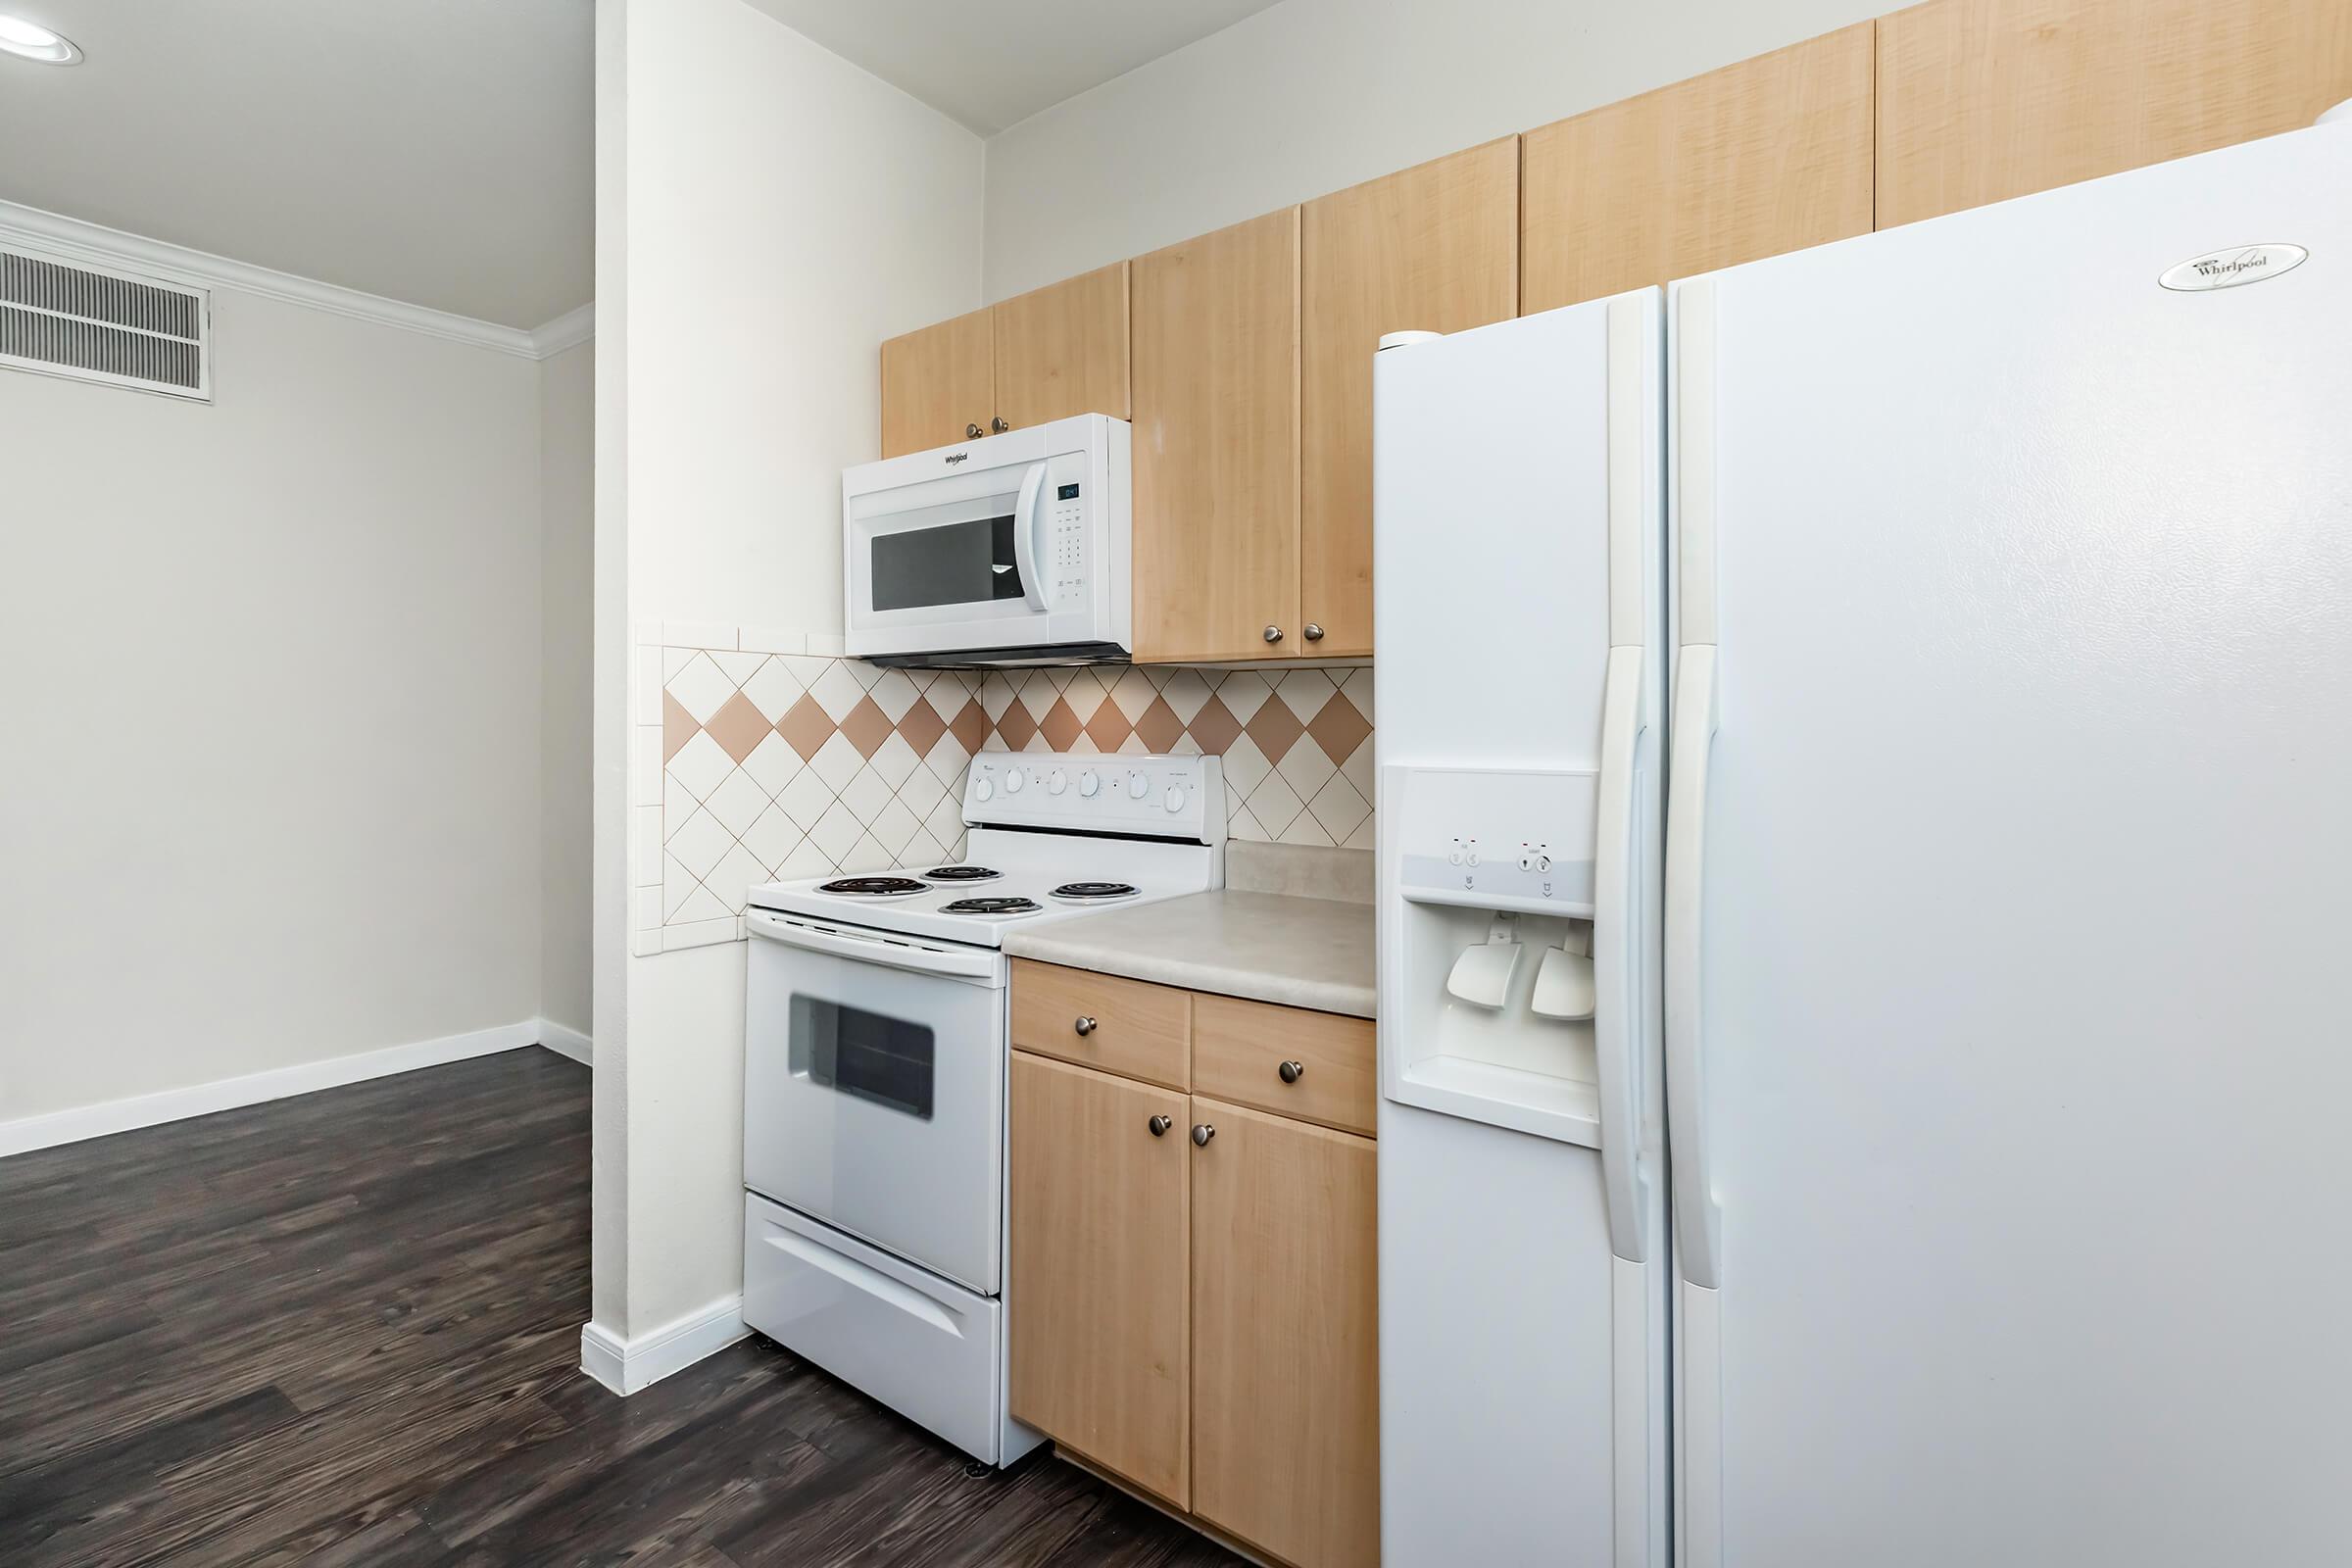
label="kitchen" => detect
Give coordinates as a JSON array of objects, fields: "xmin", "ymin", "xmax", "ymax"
[{"xmin": 5, "ymin": 0, "xmax": 2350, "ymax": 1563}]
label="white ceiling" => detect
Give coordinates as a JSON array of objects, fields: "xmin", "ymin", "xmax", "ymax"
[
  {"xmin": 742, "ymin": 0, "xmax": 1289, "ymax": 134},
  {"xmin": 0, "ymin": 0, "xmax": 592, "ymax": 329}
]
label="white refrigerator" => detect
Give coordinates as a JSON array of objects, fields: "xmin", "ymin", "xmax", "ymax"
[
  {"xmin": 1667, "ymin": 123, "xmax": 2352, "ymax": 1566},
  {"xmin": 1374, "ymin": 291, "xmax": 1672, "ymax": 1566}
]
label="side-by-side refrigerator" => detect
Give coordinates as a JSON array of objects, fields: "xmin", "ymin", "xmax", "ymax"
[
  {"xmin": 1374, "ymin": 291, "xmax": 1671, "ymax": 1566},
  {"xmin": 1667, "ymin": 123, "xmax": 2352, "ymax": 1566}
]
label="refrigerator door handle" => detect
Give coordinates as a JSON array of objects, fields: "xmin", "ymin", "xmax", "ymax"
[
  {"xmin": 1592, "ymin": 642, "xmax": 1652, "ymax": 1264},
  {"xmin": 1666, "ymin": 644, "xmax": 1725, "ymax": 1289}
]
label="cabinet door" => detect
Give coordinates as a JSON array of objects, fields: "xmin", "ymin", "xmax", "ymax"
[
  {"xmin": 1130, "ymin": 208, "xmax": 1301, "ymax": 663},
  {"xmin": 1008, "ymin": 1052, "xmax": 1192, "ymax": 1506},
  {"xmin": 1191, "ymin": 1097, "xmax": 1379, "ymax": 1567},
  {"xmin": 880, "ymin": 307, "xmax": 993, "ymax": 458},
  {"xmin": 1521, "ymin": 23, "xmax": 1876, "ymax": 313},
  {"xmin": 1877, "ymin": 0, "xmax": 2352, "ymax": 229},
  {"xmin": 993, "ymin": 262, "xmax": 1130, "ymax": 430},
  {"xmin": 1300, "ymin": 140, "xmax": 1519, "ymax": 658}
]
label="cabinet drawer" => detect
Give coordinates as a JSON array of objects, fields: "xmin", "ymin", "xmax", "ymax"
[
  {"xmin": 1010, "ymin": 959, "xmax": 1191, "ymax": 1091},
  {"xmin": 1192, "ymin": 993, "xmax": 1376, "ymax": 1137}
]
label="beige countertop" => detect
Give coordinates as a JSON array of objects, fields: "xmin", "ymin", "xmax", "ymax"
[{"xmin": 1003, "ymin": 885, "xmax": 1376, "ymax": 1019}]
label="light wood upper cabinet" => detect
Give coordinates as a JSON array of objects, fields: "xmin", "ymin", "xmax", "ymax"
[
  {"xmin": 1130, "ymin": 208, "xmax": 1301, "ymax": 663},
  {"xmin": 1008, "ymin": 1052, "xmax": 1192, "ymax": 1507},
  {"xmin": 994, "ymin": 262, "xmax": 1131, "ymax": 430},
  {"xmin": 1190, "ymin": 1097, "xmax": 1380, "ymax": 1568},
  {"xmin": 1877, "ymin": 0, "xmax": 2352, "ymax": 228},
  {"xmin": 1521, "ymin": 24, "xmax": 1877, "ymax": 313},
  {"xmin": 1300, "ymin": 139, "xmax": 1520, "ymax": 659},
  {"xmin": 880, "ymin": 307, "xmax": 994, "ymax": 459}
]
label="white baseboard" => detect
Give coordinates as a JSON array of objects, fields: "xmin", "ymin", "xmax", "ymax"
[
  {"xmin": 535, "ymin": 1019, "xmax": 592, "ymax": 1066},
  {"xmin": 579, "ymin": 1294, "xmax": 749, "ymax": 1396},
  {"xmin": 0, "ymin": 1020, "xmax": 545, "ymax": 1159}
]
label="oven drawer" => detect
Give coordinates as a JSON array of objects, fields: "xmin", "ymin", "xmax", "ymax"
[
  {"xmin": 744, "ymin": 1194, "xmax": 1034, "ymax": 1467},
  {"xmin": 1010, "ymin": 959, "xmax": 1191, "ymax": 1090},
  {"xmin": 1192, "ymin": 992, "xmax": 1378, "ymax": 1137}
]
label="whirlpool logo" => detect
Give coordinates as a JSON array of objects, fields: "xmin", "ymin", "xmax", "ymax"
[
  {"xmin": 2159, "ymin": 243, "xmax": 2309, "ymax": 292},
  {"xmin": 944, "ymin": 452, "xmax": 967, "ymax": 465}
]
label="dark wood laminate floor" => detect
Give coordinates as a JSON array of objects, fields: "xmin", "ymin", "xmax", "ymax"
[{"xmin": 0, "ymin": 1049, "xmax": 1238, "ymax": 1567}]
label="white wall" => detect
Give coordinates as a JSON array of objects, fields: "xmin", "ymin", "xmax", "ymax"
[
  {"xmin": 982, "ymin": 0, "xmax": 1885, "ymax": 300},
  {"xmin": 0, "ymin": 286, "xmax": 546, "ymax": 1124},
  {"xmin": 540, "ymin": 339, "xmax": 595, "ymax": 1037},
  {"xmin": 593, "ymin": 0, "xmax": 983, "ymax": 1345}
]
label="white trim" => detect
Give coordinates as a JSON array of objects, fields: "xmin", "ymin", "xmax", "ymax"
[
  {"xmin": 0, "ymin": 197, "xmax": 591, "ymax": 361},
  {"xmin": 536, "ymin": 1019, "xmax": 594, "ymax": 1066},
  {"xmin": 578, "ymin": 1295, "xmax": 750, "ymax": 1396},
  {"xmin": 0, "ymin": 1021, "xmax": 541, "ymax": 1159}
]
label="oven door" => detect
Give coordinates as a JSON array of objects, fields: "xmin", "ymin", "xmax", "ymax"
[{"xmin": 743, "ymin": 909, "xmax": 1007, "ymax": 1295}]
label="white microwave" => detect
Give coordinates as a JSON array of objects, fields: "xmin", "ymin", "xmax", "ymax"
[{"xmin": 842, "ymin": 413, "xmax": 1132, "ymax": 666}]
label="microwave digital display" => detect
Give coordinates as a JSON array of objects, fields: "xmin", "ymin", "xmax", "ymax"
[
  {"xmin": 1057, "ymin": 482, "xmax": 1081, "ymax": 501},
  {"xmin": 870, "ymin": 514, "xmax": 1026, "ymax": 612}
]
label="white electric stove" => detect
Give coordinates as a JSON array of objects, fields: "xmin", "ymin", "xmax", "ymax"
[{"xmin": 739, "ymin": 751, "xmax": 1224, "ymax": 1467}]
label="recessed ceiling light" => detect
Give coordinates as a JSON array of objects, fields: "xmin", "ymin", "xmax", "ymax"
[{"xmin": 0, "ymin": 14, "xmax": 82, "ymax": 65}]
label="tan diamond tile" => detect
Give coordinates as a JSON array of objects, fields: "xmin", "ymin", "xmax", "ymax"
[
  {"xmin": 1132, "ymin": 696, "xmax": 1185, "ymax": 754},
  {"xmin": 997, "ymin": 703, "xmax": 1038, "ymax": 750},
  {"xmin": 839, "ymin": 696, "xmax": 895, "ymax": 759},
  {"xmin": 1040, "ymin": 697, "xmax": 1086, "ymax": 751},
  {"xmin": 1185, "ymin": 694, "xmax": 1243, "ymax": 757},
  {"xmin": 895, "ymin": 695, "xmax": 948, "ymax": 759},
  {"xmin": 662, "ymin": 691, "xmax": 700, "ymax": 764},
  {"xmin": 1305, "ymin": 692, "xmax": 1372, "ymax": 772},
  {"xmin": 776, "ymin": 692, "xmax": 837, "ymax": 761},
  {"xmin": 705, "ymin": 691, "xmax": 772, "ymax": 765},
  {"xmin": 1085, "ymin": 700, "xmax": 1133, "ymax": 751},
  {"xmin": 1245, "ymin": 692, "xmax": 1304, "ymax": 763},
  {"xmin": 949, "ymin": 699, "xmax": 994, "ymax": 756}
]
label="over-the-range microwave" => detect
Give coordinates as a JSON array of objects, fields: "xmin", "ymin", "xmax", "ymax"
[{"xmin": 842, "ymin": 413, "xmax": 1132, "ymax": 667}]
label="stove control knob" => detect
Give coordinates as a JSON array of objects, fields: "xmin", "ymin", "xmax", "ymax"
[
  {"xmin": 1127, "ymin": 770, "xmax": 1150, "ymax": 801},
  {"xmin": 1004, "ymin": 767, "xmax": 1024, "ymax": 794},
  {"xmin": 1078, "ymin": 768, "xmax": 1100, "ymax": 798},
  {"xmin": 1047, "ymin": 767, "xmax": 1067, "ymax": 796},
  {"xmin": 1164, "ymin": 785, "xmax": 1187, "ymax": 813},
  {"xmin": 973, "ymin": 777, "xmax": 995, "ymax": 803}
]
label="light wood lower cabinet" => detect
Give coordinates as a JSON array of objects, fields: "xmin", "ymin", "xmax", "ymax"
[
  {"xmin": 1007, "ymin": 963, "xmax": 1379, "ymax": 1565},
  {"xmin": 1190, "ymin": 1097, "xmax": 1380, "ymax": 1568},
  {"xmin": 1007, "ymin": 1052, "xmax": 1192, "ymax": 1506}
]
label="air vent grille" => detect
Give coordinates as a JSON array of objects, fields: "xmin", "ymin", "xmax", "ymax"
[{"xmin": 0, "ymin": 248, "xmax": 210, "ymax": 400}]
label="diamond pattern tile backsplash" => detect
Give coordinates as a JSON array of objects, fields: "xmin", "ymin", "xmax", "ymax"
[{"xmin": 632, "ymin": 634, "xmax": 1373, "ymax": 954}]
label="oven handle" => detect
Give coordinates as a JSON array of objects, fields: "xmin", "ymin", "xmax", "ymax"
[
  {"xmin": 746, "ymin": 907, "xmax": 1004, "ymax": 984},
  {"xmin": 1011, "ymin": 460, "xmax": 1051, "ymax": 612}
]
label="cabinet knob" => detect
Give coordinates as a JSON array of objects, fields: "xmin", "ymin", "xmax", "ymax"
[
  {"xmin": 1191, "ymin": 1123, "xmax": 1216, "ymax": 1147},
  {"xmin": 1278, "ymin": 1059, "xmax": 1305, "ymax": 1084},
  {"xmin": 1073, "ymin": 1015, "xmax": 1097, "ymax": 1037},
  {"xmin": 1303, "ymin": 623, "xmax": 1325, "ymax": 642},
  {"xmin": 965, "ymin": 422, "xmax": 985, "ymax": 440},
  {"xmin": 1149, "ymin": 1114, "xmax": 1173, "ymax": 1138},
  {"xmin": 1262, "ymin": 625, "xmax": 1284, "ymax": 644},
  {"xmin": 991, "ymin": 416, "xmax": 1010, "ymax": 433}
]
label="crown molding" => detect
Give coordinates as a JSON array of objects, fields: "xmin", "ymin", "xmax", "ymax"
[{"xmin": 0, "ymin": 198, "xmax": 591, "ymax": 361}]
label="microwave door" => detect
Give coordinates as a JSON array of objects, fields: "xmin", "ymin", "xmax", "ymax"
[{"xmin": 1008, "ymin": 461, "xmax": 1049, "ymax": 612}]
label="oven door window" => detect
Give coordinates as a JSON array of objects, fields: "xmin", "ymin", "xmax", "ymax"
[
  {"xmin": 788, "ymin": 994, "xmax": 935, "ymax": 1120},
  {"xmin": 870, "ymin": 514, "xmax": 1025, "ymax": 612}
]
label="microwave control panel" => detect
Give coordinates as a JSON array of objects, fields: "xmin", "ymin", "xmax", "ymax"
[{"xmin": 1048, "ymin": 456, "xmax": 1087, "ymax": 607}]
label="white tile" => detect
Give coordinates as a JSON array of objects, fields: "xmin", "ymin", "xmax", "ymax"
[
  {"xmin": 1246, "ymin": 771, "xmax": 1305, "ymax": 837},
  {"xmin": 663, "ymin": 773, "xmax": 696, "ymax": 838},
  {"xmin": 870, "ymin": 798, "xmax": 922, "ymax": 858},
  {"xmin": 1155, "ymin": 668, "xmax": 1215, "ymax": 724},
  {"xmin": 1218, "ymin": 671, "xmax": 1273, "ymax": 721},
  {"xmin": 1342, "ymin": 736, "xmax": 1375, "ymax": 804},
  {"xmin": 838, "ymin": 762, "xmax": 893, "ymax": 827},
  {"xmin": 1220, "ymin": 734, "xmax": 1271, "ymax": 799},
  {"xmin": 1276, "ymin": 808, "xmax": 1336, "ymax": 847},
  {"xmin": 663, "ymin": 912, "xmax": 736, "ymax": 949},
  {"xmin": 1276, "ymin": 731, "xmax": 1337, "ymax": 803},
  {"xmin": 809, "ymin": 661, "xmax": 869, "ymax": 722},
  {"xmin": 1063, "ymin": 665, "xmax": 1111, "ymax": 711},
  {"xmin": 666, "ymin": 807, "xmax": 735, "ymax": 881},
  {"xmin": 632, "ymin": 724, "xmax": 662, "ymax": 806},
  {"xmin": 867, "ymin": 731, "xmax": 920, "ymax": 791},
  {"xmin": 921, "ymin": 679, "xmax": 967, "ymax": 725},
  {"xmin": 777, "ymin": 768, "xmax": 837, "ymax": 833},
  {"xmin": 1116, "ymin": 732, "xmax": 1149, "ymax": 756},
  {"xmin": 924, "ymin": 735, "xmax": 971, "ymax": 787},
  {"xmin": 1306, "ymin": 773, "xmax": 1372, "ymax": 841},
  {"xmin": 632, "ymin": 886, "xmax": 662, "ymax": 932},
  {"xmin": 710, "ymin": 649, "xmax": 764, "ymax": 687},
  {"xmin": 741, "ymin": 801, "xmax": 803, "ymax": 873},
  {"xmin": 807, "ymin": 631, "xmax": 847, "ymax": 658},
  {"xmin": 630, "ymin": 931, "xmax": 661, "ymax": 957},
  {"xmin": 1344, "ymin": 812, "xmax": 1377, "ymax": 851},
  {"xmin": 667, "ymin": 619, "xmax": 737, "ymax": 652},
  {"xmin": 1016, "ymin": 670, "xmax": 1059, "ymax": 719},
  {"xmin": 1227, "ymin": 803, "xmax": 1268, "ymax": 842},
  {"xmin": 807, "ymin": 799, "xmax": 864, "ymax": 861},
  {"xmin": 1108, "ymin": 667, "xmax": 1158, "ymax": 721},
  {"xmin": 634, "ymin": 647, "xmax": 663, "ymax": 724},
  {"xmin": 663, "ymin": 854, "xmax": 705, "ymax": 919},
  {"xmin": 1044, "ymin": 666, "xmax": 1075, "ymax": 691},
  {"xmin": 740, "ymin": 730, "xmax": 804, "ymax": 798},
  {"xmin": 896, "ymin": 759, "xmax": 948, "ymax": 818},
  {"xmin": 923, "ymin": 794, "xmax": 966, "ymax": 848},
  {"xmin": 666, "ymin": 652, "xmax": 737, "ymax": 724},
  {"xmin": 635, "ymin": 618, "xmax": 665, "ymax": 648},
  {"xmin": 1167, "ymin": 732, "xmax": 1203, "ymax": 756},
  {"xmin": 631, "ymin": 807, "xmax": 663, "ymax": 888},
  {"xmin": 665, "ymin": 729, "xmax": 735, "ymax": 803},
  {"xmin": 948, "ymin": 830, "xmax": 970, "ymax": 861},
  {"xmin": 705, "ymin": 766, "xmax": 771, "ymax": 838},
  {"xmin": 740, "ymin": 625, "xmax": 807, "ymax": 656},
  {"xmin": 780, "ymin": 654, "xmax": 833, "ymax": 690},
  {"xmin": 1020, "ymin": 731, "xmax": 1052, "ymax": 754},
  {"xmin": 742, "ymin": 658, "xmax": 804, "ymax": 723},
  {"xmin": 809, "ymin": 730, "xmax": 864, "ymax": 792},
  {"xmin": 867, "ymin": 668, "xmax": 922, "ymax": 722},
  {"xmin": 976, "ymin": 672, "xmax": 1016, "ymax": 721},
  {"xmin": 661, "ymin": 647, "xmax": 693, "ymax": 680},
  {"xmin": 702, "ymin": 841, "xmax": 767, "ymax": 913},
  {"xmin": 1274, "ymin": 667, "xmax": 1339, "ymax": 722},
  {"xmin": 1338, "ymin": 667, "xmax": 1374, "ymax": 721},
  {"xmin": 846, "ymin": 660, "xmax": 885, "ymax": 692},
  {"xmin": 841, "ymin": 833, "xmax": 895, "ymax": 873},
  {"xmin": 904, "ymin": 826, "xmax": 948, "ymax": 867},
  {"xmin": 776, "ymin": 839, "xmax": 838, "ymax": 879}
]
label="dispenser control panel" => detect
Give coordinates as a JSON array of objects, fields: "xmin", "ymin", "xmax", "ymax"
[{"xmin": 1386, "ymin": 764, "xmax": 1600, "ymax": 915}]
